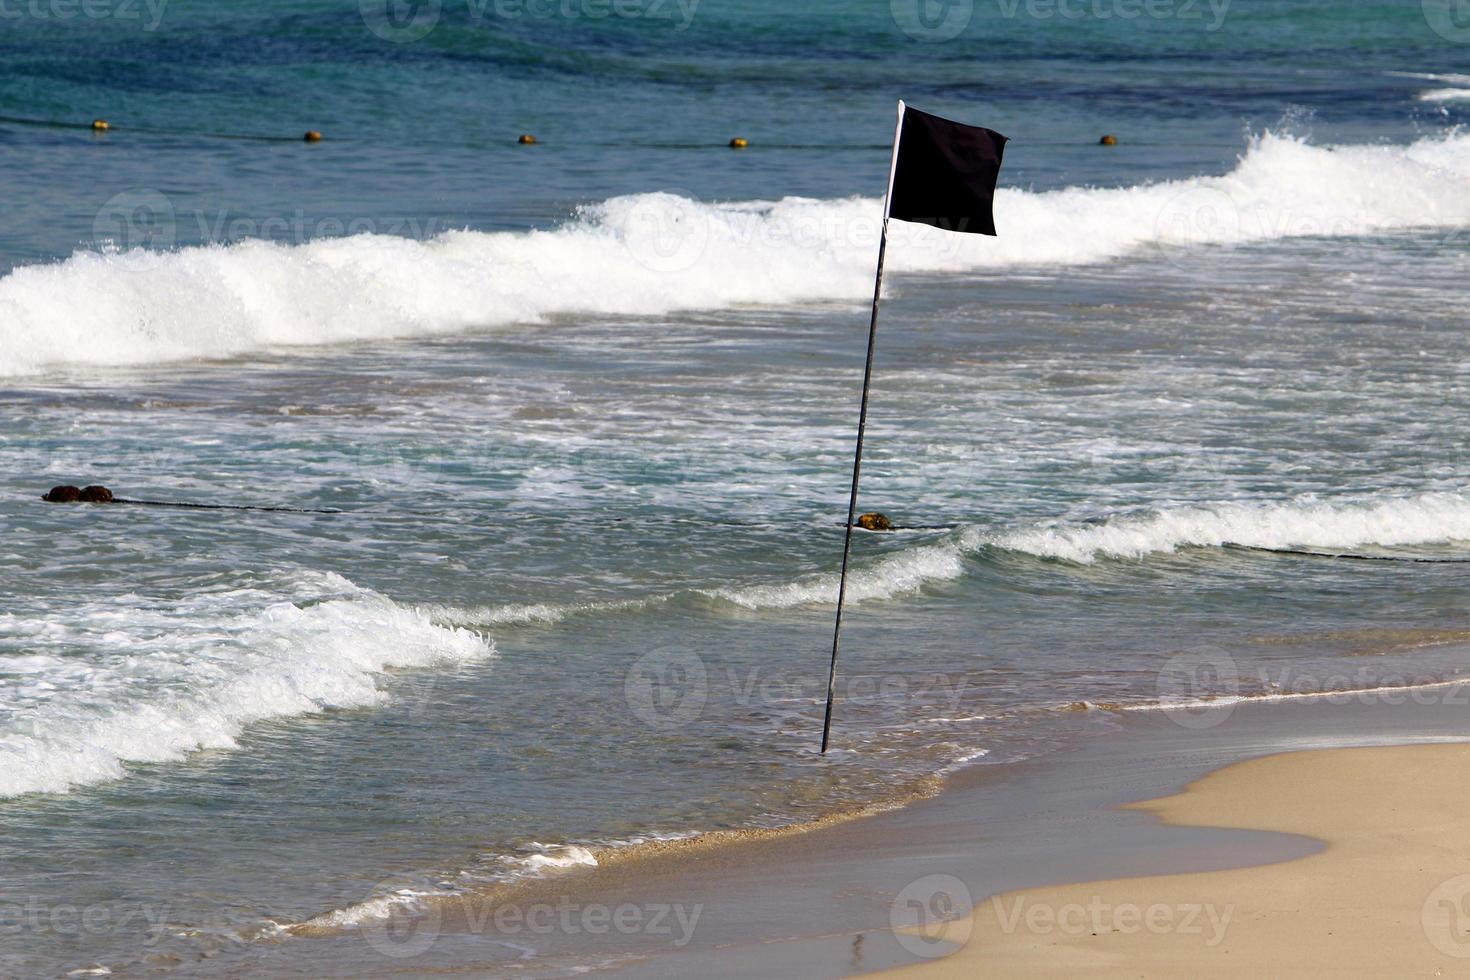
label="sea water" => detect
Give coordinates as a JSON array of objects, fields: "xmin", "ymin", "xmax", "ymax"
[{"xmin": 2, "ymin": 0, "xmax": 1470, "ymax": 973}]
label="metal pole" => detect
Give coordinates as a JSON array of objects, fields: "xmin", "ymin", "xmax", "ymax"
[{"xmin": 821, "ymin": 100, "xmax": 905, "ymax": 754}]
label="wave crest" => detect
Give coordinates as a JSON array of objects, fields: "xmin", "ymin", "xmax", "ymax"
[
  {"xmin": 0, "ymin": 571, "xmax": 493, "ymax": 798},
  {"xmin": 997, "ymin": 492, "xmax": 1470, "ymax": 563},
  {"xmin": 4, "ymin": 132, "xmax": 1470, "ymax": 374},
  {"xmin": 431, "ymin": 493, "xmax": 1470, "ymax": 630}
]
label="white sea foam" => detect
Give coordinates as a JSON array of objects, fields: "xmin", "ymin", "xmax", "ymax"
[
  {"xmin": 0, "ymin": 571, "xmax": 493, "ymax": 798},
  {"xmin": 1404, "ymin": 71, "xmax": 1470, "ymax": 101},
  {"xmin": 423, "ymin": 596, "xmax": 650, "ymax": 627},
  {"xmin": 424, "ymin": 539, "xmax": 970, "ymax": 629},
  {"xmin": 703, "ymin": 539, "xmax": 969, "ymax": 609},
  {"xmin": 1123, "ymin": 676, "xmax": 1470, "ymax": 718},
  {"xmin": 293, "ymin": 888, "xmax": 439, "ymax": 932},
  {"xmin": 709, "ymin": 493, "xmax": 1470, "ymax": 603},
  {"xmin": 1419, "ymin": 88, "xmax": 1470, "ymax": 102},
  {"xmin": 995, "ymin": 492, "xmax": 1470, "ymax": 563},
  {"xmin": 421, "ymin": 493, "xmax": 1470, "ymax": 628},
  {"xmin": 290, "ymin": 841, "xmax": 610, "ymax": 935},
  {"xmin": 507, "ymin": 844, "xmax": 600, "ymax": 874},
  {"xmin": 1393, "ymin": 71, "xmax": 1470, "ymax": 84},
  {"xmin": 4, "ymin": 132, "xmax": 1470, "ymax": 375}
]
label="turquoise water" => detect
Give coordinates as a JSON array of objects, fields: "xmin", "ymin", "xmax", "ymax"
[{"xmin": 3, "ymin": 1, "xmax": 1470, "ymax": 974}]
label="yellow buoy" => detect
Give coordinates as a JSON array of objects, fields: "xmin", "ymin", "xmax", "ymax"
[
  {"xmin": 91, "ymin": 119, "xmax": 110, "ymax": 131},
  {"xmin": 518, "ymin": 134, "xmax": 537, "ymax": 145},
  {"xmin": 1099, "ymin": 134, "xmax": 1118, "ymax": 146},
  {"xmin": 729, "ymin": 137, "xmax": 748, "ymax": 149},
  {"xmin": 303, "ymin": 130, "xmax": 323, "ymax": 142}
]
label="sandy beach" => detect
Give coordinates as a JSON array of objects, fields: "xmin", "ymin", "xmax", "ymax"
[{"xmin": 887, "ymin": 743, "xmax": 1470, "ymax": 978}]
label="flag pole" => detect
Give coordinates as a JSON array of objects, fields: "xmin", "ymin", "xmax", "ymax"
[{"xmin": 821, "ymin": 99, "xmax": 906, "ymax": 755}]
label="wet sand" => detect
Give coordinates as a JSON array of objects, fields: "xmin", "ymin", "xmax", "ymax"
[{"xmin": 279, "ymin": 684, "xmax": 1461, "ymax": 978}]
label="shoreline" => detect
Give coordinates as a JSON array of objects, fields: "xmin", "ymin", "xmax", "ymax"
[
  {"xmin": 280, "ymin": 668, "xmax": 1470, "ymax": 946},
  {"xmin": 886, "ymin": 743, "xmax": 1470, "ymax": 977},
  {"xmin": 283, "ymin": 777, "xmax": 944, "ymax": 940},
  {"xmin": 554, "ymin": 689, "xmax": 1470, "ymax": 978},
  {"xmin": 261, "ymin": 670, "xmax": 1470, "ymax": 976}
]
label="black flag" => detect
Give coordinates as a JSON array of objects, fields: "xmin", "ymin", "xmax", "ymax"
[
  {"xmin": 887, "ymin": 104, "xmax": 1007, "ymax": 236},
  {"xmin": 821, "ymin": 100, "xmax": 1007, "ymax": 754}
]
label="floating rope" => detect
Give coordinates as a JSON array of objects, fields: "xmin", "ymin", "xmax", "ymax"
[
  {"xmin": 33, "ymin": 489, "xmax": 1469, "ymax": 554},
  {"xmin": 111, "ymin": 497, "xmax": 342, "ymax": 515},
  {"xmin": 0, "ymin": 114, "xmax": 1235, "ymax": 151},
  {"xmin": 40, "ymin": 486, "xmax": 339, "ymax": 514},
  {"xmin": 1227, "ymin": 544, "xmax": 1470, "ymax": 564}
]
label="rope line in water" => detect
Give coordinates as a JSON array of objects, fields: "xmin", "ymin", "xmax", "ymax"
[
  {"xmin": 1226, "ymin": 544, "xmax": 1470, "ymax": 564},
  {"xmin": 39, "ymin": 489, "xmax": 340, "ymax": 514},
  {"xmin": 0, "ymin": 114, "xmax": 305, "ymax": 142},
  {"xmin": 110, "ymin": 497, "xmax": 342, "ymax": 515},
  {"xmin": 0, "ymin": 114, "xmax": 1236, "ymax": 151},
  {"xmin": 31, "ymin": 494, "xmax": 1470, "ymax": 559}
]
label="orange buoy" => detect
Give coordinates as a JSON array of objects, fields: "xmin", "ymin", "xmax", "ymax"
[
  {"xmin": 1099, "ymin": 134, "xmax": 1118, "ymax": 146},
  {"xmin": 303, "ymin": 130, "xmax": 323, "ymax": 142},
  {"xmin": 729, "ymin": 137, "xmax": 748, "ymax": 149},
  {"xmin": 518, "ymin": 134, "xmax": 538, "ymax": 145},
  {"xmin": 91, "ymin": 119, "xmax": 110, "ymax": 131}
]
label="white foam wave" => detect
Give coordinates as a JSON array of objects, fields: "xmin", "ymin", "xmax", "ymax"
[
  {"xmin": 0, "ymin": 571, "xmax": 493, "ymax": 798},
  {"xmin": 428, "ymin": 544, "xmax": 969, "ymax": 625},
  {"xmin": 1124, "ymin": 675, "xmax": 1470, "ymax": 717},
  {"xmin": 294, "ymin": 888, "xmax": 442, "ymax": 933},
  {"xmin": 1420, "ymin": 88, "xmax": 1470, "ymax": 102},
  {"xmin": 5, "ymin": 132, "xmax": 1470, "ymax": 374},
  {"xmin": 291, "ymin": 841, "xmax": 621, "ymax": 935},
  {"xmin": 1393, "ymin": 71, "xmax": 1470, "ymax": 84},
  {"xmin": 512, "ymin": 843, "xmax": 600, "ymax": 874},
  {"xmin": 692, "ymin": 492, "xmax": 1470, "ymax": 602},
  {"xmin": 421, "ymin": 493, "xmax": 1470, "ymax": 630},
  {"xmin": 425, "ymin": 596, "xmax": 649, "ymax": 627},
  {"xmin": 995, "ymin": 492, "xmax": 1470, "ymax": 563},
  {"xmin": 703, "ymin": 539, "xmax": 968, "ymax": 609}
]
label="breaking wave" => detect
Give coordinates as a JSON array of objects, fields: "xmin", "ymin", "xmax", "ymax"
[
  {"xmin": 6, "ymin": 493, "xmax": 1456, "ymax": 798},
  {"xmin": 992, "ymin": 492, "xmax": 1470, "ymax": 563},
  {"xmin": 430, "ymin": 493, "xmax": 1470, "ymax": 630},
  {"xmin": 4, "ymin": 131, "xmax": 1470, "ymax": 374},
  {"xmin": 1419, "ymin": 88, "xmax": 1470, "ymax": 102},
  {"xmin": 0, "ymin": 571, "xmax": 493, "ymax": 798}
]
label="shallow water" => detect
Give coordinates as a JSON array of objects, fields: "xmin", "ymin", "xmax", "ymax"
[{"xmin": 2, "ymin": 0, "xmax": 1470, "ymax": 974}]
